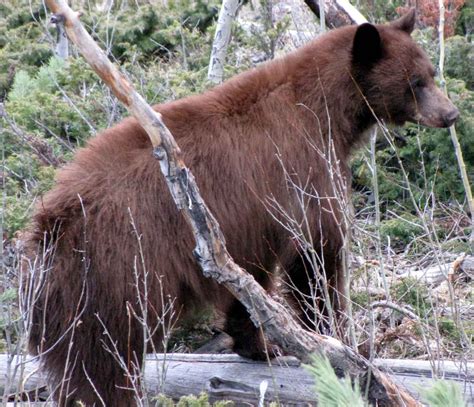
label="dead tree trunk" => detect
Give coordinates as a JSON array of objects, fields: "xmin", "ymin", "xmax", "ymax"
[
  {"xmin": 41, "ymin": 1, "xmax": 420, "ymax": 405},
  {"xmin": 303, "ymin": 0, "xmax": 367, "ymax": 27}
]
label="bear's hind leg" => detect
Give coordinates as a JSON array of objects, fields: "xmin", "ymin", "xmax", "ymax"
[{"xmin": 31, "ymin": 296, "xmax": 146, "ymax": 407}]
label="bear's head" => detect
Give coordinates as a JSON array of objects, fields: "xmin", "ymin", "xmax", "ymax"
[{"xmin": 352, "ymin": 9, "xmax": 459, "ymax": 128}]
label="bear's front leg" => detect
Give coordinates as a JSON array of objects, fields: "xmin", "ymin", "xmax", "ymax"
[
  {"xmin": 224, "ymin": 299, "xmax": 280, "ymax": 360},
  {"xmin": 283, "ymin": 251, "xmax": 347, "ymax": 337}
]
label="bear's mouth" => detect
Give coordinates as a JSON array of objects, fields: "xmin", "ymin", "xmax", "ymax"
[
  {"xmin": 410, "ymin": 86, "xmax": 460, "ymax": 128},
  {"xmin": 411, "ymin": 109, "xmax": 459, "ymax": 128}
]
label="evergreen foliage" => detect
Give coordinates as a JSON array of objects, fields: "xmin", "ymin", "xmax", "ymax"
[
  {"xmin": 391, "ymin": 277, "xmax": 430, "ymax": 316},
  {"xmin": 305, "ymin": 355, "xmax": 366, "ymax": 407},
  {"xmin": 0, "ymin": 0, "xmax": 221, "ymax": 237},
  {"xmin": 306, "ymin": 354, "xmax": 468, "ymax": 407},
  {"xmin": 420, "ymin": 380, "xmax": 467, "ymax": 407}
]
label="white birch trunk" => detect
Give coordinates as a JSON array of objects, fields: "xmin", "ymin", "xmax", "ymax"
[
  {"xmin": 51, "ymin": 15, "xmax": 69, "ymax": 59},
  {"xmin": 207, "ymin": 0, "xmax": 241, "ymax": 84}
]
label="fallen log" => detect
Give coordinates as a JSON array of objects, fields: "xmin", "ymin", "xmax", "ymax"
[
  {"xmin": 1, "ymin": 354, "xmax": 472, "ymax": 405},
  {"xmin": 398, "ymin": 255, "xmax": 474, "ymax": 285}
]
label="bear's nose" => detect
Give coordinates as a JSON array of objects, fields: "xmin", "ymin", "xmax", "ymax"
[{"xmin": 444, "ymin": 107, "xmax": 460, "ymax": 127}]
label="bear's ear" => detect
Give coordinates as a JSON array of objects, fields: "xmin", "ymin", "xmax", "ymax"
[
  {"xmin": 391, "ymin": 9, "xmax": 416, "ymax": 34},
  {"xmin": 352, "ymin": 23, "xmax": 382, "ymax": 67}
]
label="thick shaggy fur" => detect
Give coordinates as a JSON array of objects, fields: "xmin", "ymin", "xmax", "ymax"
[{"xmin": 24, "ymin": 11, "xmax": 457, "ymax": 406}]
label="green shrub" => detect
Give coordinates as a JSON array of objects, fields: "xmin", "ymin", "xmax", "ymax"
[
  {"xmin": 379, "ymin": 216, "xmax": 424, "ymax": 246},
  {"xmin": 351, "ymin": 291, "xmax": 371, "ymax": 308},
  {"xmin": 455, "ymin": 1, "xmax": 474, "ymax": 37},
  {"xmin": 0, "ymin": 288, "xmax": 19, "ymax": 353},
  {"xmin": 390, "ymin": 278, "xmax": 430, "ymax": 317},
  {"xmin": 445, "ymin": 36, "xmax": 474, "ymax": 90},
  {"xmin": 2, "ymin": 151, "xmax": 56, "ymax": 236},
  {"xmin": 437, "ymin": 317, "xmax": 470, "ymax": 348},
  {"xmin": 154, "ymin": 393, "xmax": 234, "ymax": 407},
  {"xmin": 0, "ymin": 3, "xmax": 52, "ymax": 96},
  {"xmin": 79, "ymin": 1, "xmax": 218, "ymax": 63}
]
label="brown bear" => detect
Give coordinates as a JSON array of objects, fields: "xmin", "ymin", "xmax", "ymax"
[{"xmin": 23, "ymin": 9, "xmax": 458, "ymax": 406}]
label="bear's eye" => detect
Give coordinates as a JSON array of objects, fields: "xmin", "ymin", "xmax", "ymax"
[{"xmin": 409, "ymin": 77, "xmax": 425, "ymax": 89}]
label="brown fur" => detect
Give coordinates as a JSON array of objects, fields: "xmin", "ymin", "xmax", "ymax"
[{"xmin": 23, "ymin": 11, "xmax": 457, "ymax": 406}]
